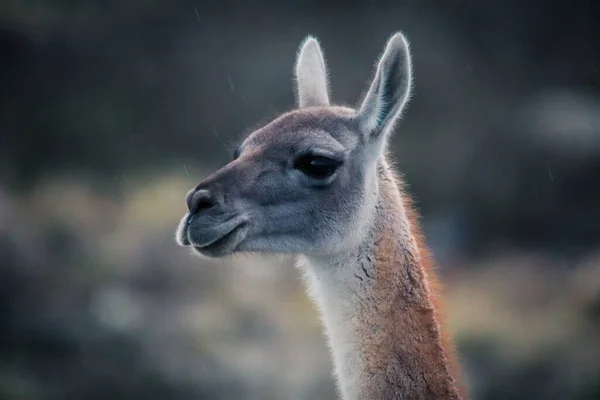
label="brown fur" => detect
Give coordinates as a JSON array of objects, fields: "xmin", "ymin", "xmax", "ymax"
[
  {"xmin": 355, "ymin": 158, "xmax": 463, "ymax": 399},
  {"xmin": 401, "ymin": 180, "xmax": 469, "ymax": 399}
]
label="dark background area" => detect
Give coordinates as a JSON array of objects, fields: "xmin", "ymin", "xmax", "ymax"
[{"xmin": 1, "ymin": 1, "xmax": 600, "ymax": 399}]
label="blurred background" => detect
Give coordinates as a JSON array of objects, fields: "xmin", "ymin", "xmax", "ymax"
[{"xmin": 1, "ymin": 0, "xmax": 600, "ymax": 399}]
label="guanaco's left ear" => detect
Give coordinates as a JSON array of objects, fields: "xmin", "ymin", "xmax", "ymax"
[
  {"xmin": 295, "ymin": 36, "xmax": 330, "ymax": 108},
  {"xmin": 357, "ymin": 32, "xmax": 413, "ymax": 140}
]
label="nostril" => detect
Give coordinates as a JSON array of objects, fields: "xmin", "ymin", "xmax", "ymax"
[
  {"xmin": 186, "ymin": 189, "xmax": 216, "ymax": 215},
  {"xmin": 196, "ymin": 200, "xmax": 213, "ymax": 213}
]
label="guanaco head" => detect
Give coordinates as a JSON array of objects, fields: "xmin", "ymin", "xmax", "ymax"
[{"xmin": 176, "ymin": 33, "xmax": 412, "ymax": 257}]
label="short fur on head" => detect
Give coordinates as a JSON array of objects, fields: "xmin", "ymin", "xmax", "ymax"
[
  {"xmin": 176, "ymin": 32, "xmax": 464, "ymax": 400},
  {"xmin": 176, "ymin": 32, "xmax": 413, "ymax": 258}
]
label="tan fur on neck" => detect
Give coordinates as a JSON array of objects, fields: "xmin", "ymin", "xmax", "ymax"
[
  {"xmin": 401, "ymin": 177, "xmax": 468, "ymax": 399},
  {"xmin": 354, "ymin": 157, "xmax": 463, "ymax": 399}
]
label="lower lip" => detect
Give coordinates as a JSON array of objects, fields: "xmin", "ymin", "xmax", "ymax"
[{"xmin": 193, "ymin": 222, "xmax": 246, "ymax": 252}]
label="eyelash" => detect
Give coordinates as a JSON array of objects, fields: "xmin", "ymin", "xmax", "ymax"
[
  {"xmin": 233, "ymin": 146, "xmax": 342, "ymax": 181},
  {"xmin": 294, "ymin": 154, "xmax": 341, "ymax": 180}
]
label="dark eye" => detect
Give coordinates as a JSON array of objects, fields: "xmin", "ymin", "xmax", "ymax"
[{"xmin": 294, "ymin": 155, "xmax": 340, "ymax": 180}]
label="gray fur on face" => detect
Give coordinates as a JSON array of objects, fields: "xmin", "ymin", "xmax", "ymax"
[{"xmin": 176, "ymin": 32, "xmax": 413, "ymax": 258}]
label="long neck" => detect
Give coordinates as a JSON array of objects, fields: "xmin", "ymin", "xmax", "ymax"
[{"xmin": 300, "ymin": 159, "xmax": 464, "ymax": 400}]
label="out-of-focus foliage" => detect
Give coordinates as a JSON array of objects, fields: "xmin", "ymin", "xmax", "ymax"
[{"xmin": 1, "ymin": 1, "xmax": 599, "ymax": 399}]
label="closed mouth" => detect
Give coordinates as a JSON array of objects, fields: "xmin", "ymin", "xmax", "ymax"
[
  {"xmin": 176, "ymin": 211, "xmax": 248, "ymax": 256},
  {"xmin": 192, "ymin": 222, "xmax": 246, "ymax": 253}
]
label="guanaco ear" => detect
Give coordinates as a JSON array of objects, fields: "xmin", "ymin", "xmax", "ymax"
[
  {"xmin": 357, "ymin": 32, "xmax": 412, "ymax": 140},
  {"xmin": 295, "ymin": 36, "xmax": 330, "ymax": 108}
]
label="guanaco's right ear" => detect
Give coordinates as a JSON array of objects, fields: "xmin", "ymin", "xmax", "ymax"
[
  {"xmin": 295, "ymin": 36, "xmax": 330, "ymax": 108},
  {"xmin": 357, "ymin": 32, "xmax": 413, "ymax": 141}
]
